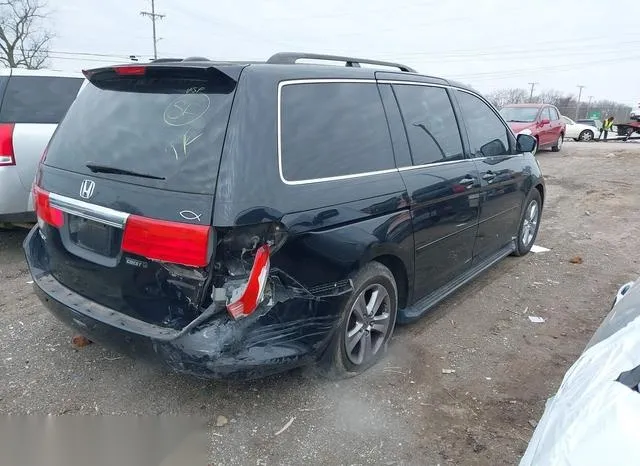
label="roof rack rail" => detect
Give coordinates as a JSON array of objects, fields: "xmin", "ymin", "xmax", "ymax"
[
  {"xmin": 182, "ymin": 56, "xmax": 211, "ymax": 62},
  {"xmin": 267, "ymin": 52, "xmax": 416, "ymax": 73},
  {"xmin": 149, "ymin": 58, "xmax": 183, "ymax": 63}
]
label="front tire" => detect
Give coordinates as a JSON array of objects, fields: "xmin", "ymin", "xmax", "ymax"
[
  {"xmin": 551, "ymin": 134, "xmax": 563, "ymax": 152},
  {"xmin": 578, "ymin": 130, "xmax": 594, "ymax": 141},
  {"xmin": 321, "ymin": 261, "xmax": 398, "ymax": 378},
  {"xmin": 513, "ymin": 189, "xmax": 542, "ymax": 257}
]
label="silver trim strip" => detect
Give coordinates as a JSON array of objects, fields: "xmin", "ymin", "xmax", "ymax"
[
  {"xmin": 277, "ymin": 79, "xmax": 392, "ymax": 186},
  {"xmin": 276, "ymin": 78, "xmax": 521, "ymax": 186},
  {"xmin": 49, "ymin": 193, "xmax": 130, "ymax": 229},
  {"xmin": 378, "ymin": 79, "xmax": 519, "ymax": 140},
  {"xmin": 399, "ymin": 158, "xmax": 473, "ymax": 171},
  {"xmin": 377, "ymin": 80, "xmax": 450, "ymax": 88}
]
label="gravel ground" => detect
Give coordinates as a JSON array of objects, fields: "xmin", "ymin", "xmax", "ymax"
[{"xmin": 1, "ymin": 141, "xmax": 639, "ymax": 465}]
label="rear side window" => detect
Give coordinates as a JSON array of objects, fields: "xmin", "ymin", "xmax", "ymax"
[
  {"xmin": 0, "ymin": 76, "xmax": 83, "ymax": 124},
  {"xmin": 280, "ymin": 82, "xmax": 394, "ymax": 182},
  {"xmin": 392, "ymin": 85, "xmax": 463, "ymax": 165},
  {"xmin": 456, "ymin": 91, "xmax": 510, "ymax": 158},
  {"xmin": 44, "ymin": 67, "xmax": 238, "ymax": 194}
]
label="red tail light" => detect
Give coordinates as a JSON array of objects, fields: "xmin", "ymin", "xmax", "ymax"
[
  {"xmin": 113, "ymin": 65, "xmax": 146, "ymax": 76},
  {"xmin": 0, "ymin": 123, "xmax": 15, "ymax": 166},
  {"xmin": 227, "ymin": 244, "xmax": 271, "ymax": 320},
  {"xmin": 33, "ymin": 186, "xmax": 64, "ymax": 228},
  {"xmin": 122, "ymin": 215, "xmax": 213, "ymax": 267}
]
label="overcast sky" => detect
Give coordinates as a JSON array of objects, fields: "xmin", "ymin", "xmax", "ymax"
[{"xmin": 49, "ymin": 0, "xmax": 640, "ymax": 105}]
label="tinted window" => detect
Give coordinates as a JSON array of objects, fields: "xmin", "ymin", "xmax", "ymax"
[
  {"xmin": 549, "ymin": 107, "xmax": 559, "ymax": 120},
  {"xmin": 578, "ymin": 119, "xmax": 600, "ymax": 128},
  {"xmin": 456, "ymin": 91, "xmax": 510, "ymax": 158},
  {"xmin": 281, "ymin": 82, "xmax": 394, "ymax": 181},
  {"xmin": 393, "ymin": 85, "xmax": 463, "ymax": 165},
  {"xmin": 44, "ymin": 69, "xmax": 237, "ymax": 194},
  {"xmin": 0, "ymin": 76, "xmax": 83, "ymax": 124}
]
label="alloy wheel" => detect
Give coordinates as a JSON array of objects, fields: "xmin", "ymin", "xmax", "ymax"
[
  {"xmin": 521, "ymin": 200, "xmax": 539, "ymax": 247},
  {"xmin": 345, "ymin": 284, "xmax": 392, "ymax": 365}
]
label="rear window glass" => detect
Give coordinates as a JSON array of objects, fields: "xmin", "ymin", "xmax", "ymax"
[
  {"xmin": 280, "ymin": 82, "xmax": 394, "ymax": 181},
  {"xmin": 44, "ymin": 68, "xmax": 237, "ymax": 194},
  {"xmin": 0, "ymin": 76, "xmax": 83, "ymax": 124}
]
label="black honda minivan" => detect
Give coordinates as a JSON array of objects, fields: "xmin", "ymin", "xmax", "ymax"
[{"xmin": 24, "ymin": 53, "xmax": 543, "ymax": 379}]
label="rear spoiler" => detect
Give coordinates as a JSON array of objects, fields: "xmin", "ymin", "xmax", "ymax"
[{"xmin": 82, "ymin": 64, "xmax": 241, "ymax": 94}]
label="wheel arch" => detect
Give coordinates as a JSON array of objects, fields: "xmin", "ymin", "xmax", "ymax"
[
  {"xmin": 534, "ymin": 183, "xmax": 545, "ymax": 207},
  {"xmin": 358, "ymin": 244, "xmax": 411, "ymax": 310},
  {"xmin": 371, "ymin": 254, "xmax": 409, "ymax": 309}
]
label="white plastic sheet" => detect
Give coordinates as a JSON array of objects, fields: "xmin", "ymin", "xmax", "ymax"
[{"xmin": 520, "ymin": 313, "xmax": 640, "ymax": 465}]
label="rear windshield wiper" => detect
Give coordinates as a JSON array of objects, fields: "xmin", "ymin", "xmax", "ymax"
[{"xmin": 86, "ymin": 163, "xmax": 166, "ymax": 180}]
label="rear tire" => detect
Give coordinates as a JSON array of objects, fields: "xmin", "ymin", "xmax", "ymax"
[
  {"xmin": 320, "ymin": 261, "xmax": 398, "ymax": 379},
  {"xmin": 513, "ymin": 189, "xmax": 542, "ymax": 257},
  {"xmin": 551, "ymin": 134, "xmax": 563, "ymax": 152}
]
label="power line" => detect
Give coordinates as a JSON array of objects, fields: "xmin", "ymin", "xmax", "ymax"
[
  {"xmin": 47, "ymin": 50, "xmax": 146, "ymax": 59},
  {"xmin": 140, "ymin": 0, "xmax": 165, "ymax": 60},
  {"xmin": 378, "ymin": 39, "xmax": 640, "ymax": 62},
  {"xmin": 449, "ymin": 53, "xmax": 640, "ymax": 80},
  {"xmin": 48, "ymin": 55, "xmax": 130, "ymax": 64}
]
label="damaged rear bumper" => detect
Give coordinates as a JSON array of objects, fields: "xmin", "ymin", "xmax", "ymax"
[{"xmin": 24, "ymin": 227, "xmax": 344, "ymax": 379}]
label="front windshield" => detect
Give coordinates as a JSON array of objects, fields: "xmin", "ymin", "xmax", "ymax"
[{"xmin": 499, "ymin": 107, "xmax": 539, "ymax": 123}]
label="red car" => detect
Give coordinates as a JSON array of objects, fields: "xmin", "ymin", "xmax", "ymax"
[{"xmin": 499, "ymin": 104, "xmax": 565, "ymax": 152}]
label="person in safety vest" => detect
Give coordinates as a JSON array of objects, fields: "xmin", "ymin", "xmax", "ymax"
[{"xmin": 600, "ymin": 116, "xmax": 614, "ymax": 140}]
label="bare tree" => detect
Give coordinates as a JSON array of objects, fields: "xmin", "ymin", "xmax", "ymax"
[
  {"xmin": 487, "ymin": 87, "xmax": 632, "ymax": 121},
  {"xmin": 486, "ymin": 88, "xmax": 528, "ymax": 109},
  {"xmin": 0, "ymin": 0, "xmax": 51, "ymax": 69},
  {"xmin": 533, "ymin": 90, "xmax": 564, "ymax": 106}
]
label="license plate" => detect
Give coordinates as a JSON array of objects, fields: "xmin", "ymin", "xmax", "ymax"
[{"xmin": 68, "ymin": 216, "xmax": 115, "ymax": 255}]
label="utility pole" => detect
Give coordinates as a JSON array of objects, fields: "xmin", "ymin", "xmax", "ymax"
[
  {"xmin": 528, "ymin": 82, "xmax": 538, "ymax": 102},
  {"xmin": 140, "ymin": 0, "xmax": 165, "ymax": 60},
  {"xmin": 575, "ymin": 85, "xmax": 586, "ymax": 120},
  {"xmin": 586, "ymin": 95, "xmax": 593, "ymax": 116}
]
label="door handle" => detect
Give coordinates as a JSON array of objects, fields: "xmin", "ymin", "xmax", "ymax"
[{"xmin": 482, "ymin": 172, "xmax": 496, "ymax": 181}]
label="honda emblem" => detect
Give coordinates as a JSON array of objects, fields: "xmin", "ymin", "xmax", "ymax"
[{"xmin": 79, "ymin": 179, "xmax": 95, "ymax": 199}]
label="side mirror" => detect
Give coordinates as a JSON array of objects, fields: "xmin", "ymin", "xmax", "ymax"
[
  {"xmin": 480, "ymin": 138, "xmax": 507, "ymax": 157},
  {"xmin": 516, "ymin": 134, "xmax": 537, "ymax": 153},
  {"xmin": 539, "ymin": 118, "xmax": 551, "ymax": 125}
]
